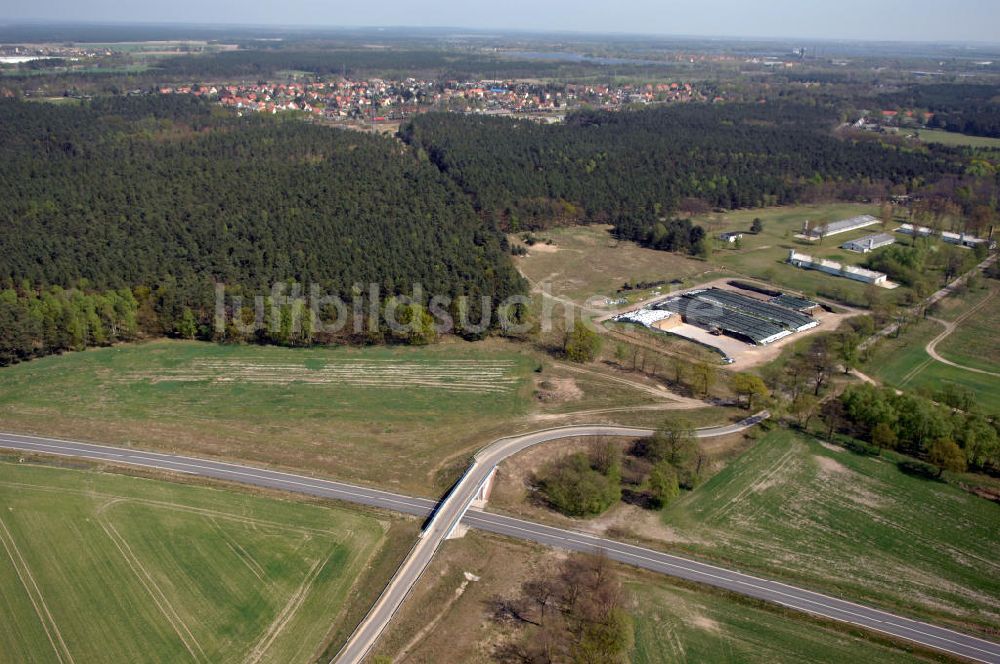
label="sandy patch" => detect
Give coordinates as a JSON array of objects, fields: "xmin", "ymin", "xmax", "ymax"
[
  {"xmin": 534, "ymin": 377, "xmax": 583, "ymax": 404},
  {"xmin": 526, "ymin": 243, "xmax": 559, "ymax": 254},
  {"xmin": 814, "ymin": 455, "xmax": 849, "ymax": 475}
]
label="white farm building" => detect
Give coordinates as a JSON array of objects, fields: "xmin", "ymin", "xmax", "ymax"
[
  {"xmin": 802, "ymin": 215, "xmax": 879, "ymax": 240},
  {"xmin": 788, "ymin": 250, "xmax": 887, "ymax": 285},
  {"xmin": 842, "ymin": 233, "xmax": 896, "ymax": 253}
]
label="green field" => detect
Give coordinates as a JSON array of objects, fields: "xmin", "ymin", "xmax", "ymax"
[
  {"xmin": 661, "ymin": 429, "xmax": 1000, "ymax": 632},
  {"xmin": 690, "ymin": 204, "xmax": 901, "ymax": 305},
  {"xmin": 863, "ymin": 317, "xmax": 1000, "ymax": 414},
  {"xmin": 629, "ymin": 576, "xmax": 927, "ymax": 664},
  {"xmin": 0, "ymin": 460, "xmax": 395, "ymax": 663},
  {"xmin": 937, "ymin": 287, "xmax": 1000, "ymax": 374},
  {"xmin": 0, "ymin": 339, "xmax": 535, "ymax": 496},
  {"xmin": 915, "ymin": 128, "xmax": 1000, "ymax": 149}
]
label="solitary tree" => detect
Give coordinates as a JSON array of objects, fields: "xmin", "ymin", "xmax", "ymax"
[
  {"xmin": 564, "ymin": 321, "xmax": 603, "ymax": 363},
  {"xmin": 750, "ymin": 217, "xmax": 763, "ymax": 233},
  {"xmin": 731, "ymin": 372, "xmax": 769, "ymax": 410}
]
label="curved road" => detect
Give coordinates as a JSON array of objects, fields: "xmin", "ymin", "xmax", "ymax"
[
  {"xmin": 1, "ymin": 429, "xmax": 999, "ymax": 663},
  {"xmin": 925, "ymin": 289, "xmax": 999, "ymax": 377},
  {"xmin": 334, "ymin": 415, "xmax": 766, "ymax": 664}
]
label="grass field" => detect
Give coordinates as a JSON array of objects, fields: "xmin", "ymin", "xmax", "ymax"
[
  {"xmin": 628, "ymin": 575, "xmax": 928, "ymax": 664},
  {"xmin": 661, "ymin": 429, "xmax": 1000, "ymax": 632},
  {"xmin": 513, "ymin": 224, "xmax": 720, "ymax": 304},
  {"xmin": 0, "ymin": 339, "xmax": 536, "ymax": 496},
  {"xmin": 915, "ymin": 128, "xmax": 1000, "ymax": 149},
  {"xmin": 862, "ymin": 317, "xmax": 1000, "ymax": 414},
  {"xmin": 0, "ymin": 459, "xmax": 397, "ymax": 663},
  {"xmin": 936, "ymin": 286, "xmax": 1000, "ymax": 373},
  {"xmin": 689, "ymin": 204, "xmax": 897, "ymax": 305},
  {"xmin": 370, "ymin": 532, "xmax": 931, "ymax": 663}
]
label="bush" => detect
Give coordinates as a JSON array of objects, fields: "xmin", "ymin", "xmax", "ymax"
[{"xmin": 538, "ymin": 452, "xmax": 620, "ymax": 517}]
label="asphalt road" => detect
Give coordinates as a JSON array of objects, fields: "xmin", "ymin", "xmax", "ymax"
[
  {"xmin": 334, "ymin": 414, "xmax": 768, "ymax": 664},
  {"xmin": 1, "ymin": 429, "xmax": 999, "ymax": 663}
]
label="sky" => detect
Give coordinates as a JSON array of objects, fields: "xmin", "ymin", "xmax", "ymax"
[{"xmin": 4, "ymin": 0, "xmax": 1000, "ymax": 43}]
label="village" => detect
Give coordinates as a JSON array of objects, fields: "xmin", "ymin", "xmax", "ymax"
[{"xmin": 156, "ymin": 76, "xmax": 715, "ymax": 124}]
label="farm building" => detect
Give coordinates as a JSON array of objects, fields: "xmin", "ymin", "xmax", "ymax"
[
  {"xmin": 659, "ymin": 296, "xmax": 791, "ymax": 345},
  {"xmin": 769, "ymin": 293, "xmax": 821, "ymax": 313},
  {"xmin": 896, "ymin": 224, "xmax": 994, "ymax": 249},
  {"xmin": 654, "ymin": 288, "xmax": 817, "ymax": 345},
  {"xmin": 842, "ymin": 233, "xmax": 896, "ymax": 253},
  {"xmin": 719, "ymin": 231, "xmax": 744, "ymax": 243},
  {"xmin": 802, "ymin": 214, "xmax": 879, "ymax": 240},
  {"xmin": 787, "ymin": 250, "xmax": 887, "ymax": 285},
  {"xmin": 688, "ymin": 288, "xmax": 818, "ymax": 332}
]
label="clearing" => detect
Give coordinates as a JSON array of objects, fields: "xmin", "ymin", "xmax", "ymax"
[
  {"xmin": 0, "ymin": 458, "xmax": 405, "ymax": 664},
  {"xmin": 512, "ymin": 224, "xmax": 719, "ymax": 306}
]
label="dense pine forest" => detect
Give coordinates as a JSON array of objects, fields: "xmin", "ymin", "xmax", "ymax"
[
  {"xmin": 401, "ymin": 103, "xmax": 965, "ymax": 245},
  {"xmin": 0, "ymin": 96, "xmax": 524, "ymax": 364}
]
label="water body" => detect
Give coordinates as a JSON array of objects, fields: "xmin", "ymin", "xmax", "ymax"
[{"xmin": 502, "ymin": 50, "xmax": 664, "ymax": 66}]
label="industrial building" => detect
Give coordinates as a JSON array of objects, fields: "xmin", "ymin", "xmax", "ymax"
[
  {"xmin": 687, "ymin": 288, "xmax": 818, "ymax": 332},
  {"xmin": 802, "ymin": 214, "xmax": 879, "ymax": 240},
  {"xmin": 651, "ymin": 288, "xmax": 819, "ymax": 346},
  {"xmin": 842, "ymin": 232, "xmax": 896, "ymax": 253},
  {"xmin": 787, "ymin": 250, "xmax": 888, "ymax": 285}
]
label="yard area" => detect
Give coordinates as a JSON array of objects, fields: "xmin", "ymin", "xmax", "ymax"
[
  {"xmin": 0, "ymin": 459, "xmax": 406, "ymax": 663},
  {"xmin": 914, "ymin": 128, "xmax": 1000, "ymax": 149},
  {"xmin": 661, "ymin": 429, "xmax": 1000, "ymax": 633},
  {"xmin": 0, "ymin": 339, "xmax": 536, "ymax": 497}
]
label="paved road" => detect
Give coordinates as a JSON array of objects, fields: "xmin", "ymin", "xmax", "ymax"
[
  {"xmin": 335, "ymin": 414, "xmax": 767, "ymax": 663},
  {"xmin": 2, "ymin": 429, "xmax": 999, "ymax": 663}
]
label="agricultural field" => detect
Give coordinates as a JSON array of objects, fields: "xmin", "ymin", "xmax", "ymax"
[
  {"xmin": 369, "ymin": 532, "xmax": 931, "ymax": 663},
  {"xmin": 0, "ymin": 339, "xmax": 536, "ymax": 496},
  {"xmin": 690, "ymin": 204, "xmax": 897, "ymax": 305},
  {"xmin": 862, "ymin": 316, "xmax": 1000, "ymax": 414},
  {"xmin": 512, "ymin": 224, "xmax": 719, "ymax": 306},
  {"xmin": 0, "ymin": 459, "xmax": 404, "ymax": 663},
  {"xmin": 914, "ymin": 128, "xmax": 1000, "ymax": 149},
  {"xmin": 661, "ymin": 429, "xmax": 1000, "ymax": 632},
  {"xmin": 936, "ymin": 286, "xmax": 1000, "ymax": 374}
]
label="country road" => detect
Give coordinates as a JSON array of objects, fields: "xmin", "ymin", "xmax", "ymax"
[{"xmin": 2, "ymin": 429, "xmax": 999, "ymax": 663}]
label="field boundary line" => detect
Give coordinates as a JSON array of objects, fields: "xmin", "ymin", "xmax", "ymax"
[{"xmin": 0, "ymin": 517, "xmax": 75, "ymax": 664}]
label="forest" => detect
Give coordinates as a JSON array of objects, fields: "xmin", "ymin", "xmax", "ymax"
[
  {"xmin": 401, "ymin": 102, "xmax": 965, "ymax": 247},
  {"xmin": 874, "ymin": 84, "xmax": 1000, "ymax": 138},
  {"xmin": 0, "ymin": 96, "xmax": 524, "ymax": 363}
]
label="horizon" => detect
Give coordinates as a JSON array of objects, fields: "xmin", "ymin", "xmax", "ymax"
[
  {"xmin": 2, "ymin": 0, "xmax": 1000, "ymax": 45},
  {"xmin": 4, "ymin": 19, "xmax": 1000, "ymax": 47}
]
